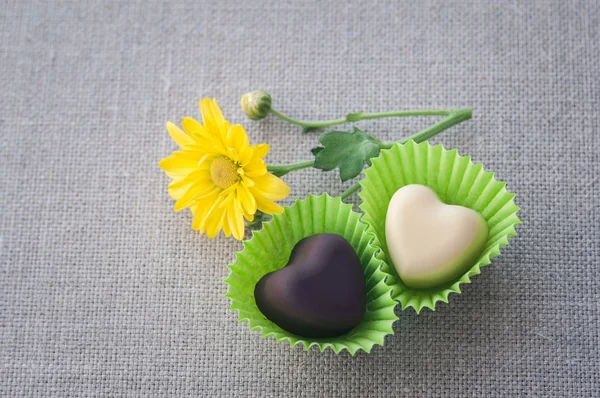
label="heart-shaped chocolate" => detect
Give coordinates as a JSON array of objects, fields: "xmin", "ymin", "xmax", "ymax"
[
  {"xmin": 385, "ymin": 185, "xmax": 489, "ymax": 289},
  {"xmin": 254, "ymin": 234, "xmax": 366, "ymax": 338}
]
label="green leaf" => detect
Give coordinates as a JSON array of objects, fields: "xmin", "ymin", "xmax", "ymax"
[
  {"xmin": 313, "ymin": 127, "xmax": 381, "ymax": 181},
  {"xmin": 311, "ymin": 146, "xmax": 324, "ymax": 156}
]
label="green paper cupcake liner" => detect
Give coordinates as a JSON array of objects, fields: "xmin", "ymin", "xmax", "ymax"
[
  {"xmin": 224, "ymin": 194, "xmax": 398, "ymax": 355},
  {"xmin": 359, "ymin": 141, "xmax": 521, "ymax": 313}
]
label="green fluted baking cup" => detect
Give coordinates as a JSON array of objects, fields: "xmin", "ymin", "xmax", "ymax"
[
  {"xmin": 224, "ymin": 194, "xmax": 398, "ymax": 355},
  {"xmin": 359, "ymin": 141, "xmax": 521, "ymax": 313}
]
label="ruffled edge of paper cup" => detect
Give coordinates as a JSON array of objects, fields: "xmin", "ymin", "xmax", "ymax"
[
  {"xmin": 359, "ymin": 140, "xmax": 521, "ymax": 313},
  {"xmin": 224, "ymin": 193, "xmax": 398, "ymax": 355}
]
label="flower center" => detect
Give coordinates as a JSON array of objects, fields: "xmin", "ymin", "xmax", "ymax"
[{"xmin": 210, "ymin": 157, "xmax": 240, "ymax": 190}]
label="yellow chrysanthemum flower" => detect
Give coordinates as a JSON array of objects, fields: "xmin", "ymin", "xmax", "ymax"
[{"xmin": 159, "ymin": 98, "xmax": 290, "ymax": 240}]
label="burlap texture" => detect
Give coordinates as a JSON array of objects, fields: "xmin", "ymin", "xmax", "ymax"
[{"xmin": 1, "ymin": 0, "xmax": 599, "ymax": 396}]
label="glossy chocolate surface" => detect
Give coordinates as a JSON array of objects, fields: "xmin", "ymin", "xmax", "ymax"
[{"xmin": 254, "ymin": 234, "xmax": 366, "ymax": 338}]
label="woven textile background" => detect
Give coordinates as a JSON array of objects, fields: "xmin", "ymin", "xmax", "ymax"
[{"xmin": 1, "ymin": 0, "xmax": 599, "ymax": 396}]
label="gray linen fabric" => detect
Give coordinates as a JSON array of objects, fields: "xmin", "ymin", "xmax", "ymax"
[{"xmin": 1, "ymin": 0, "xmax": 599, "ymax": 396}]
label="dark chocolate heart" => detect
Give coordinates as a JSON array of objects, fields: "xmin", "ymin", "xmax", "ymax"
[{"xmin": 254, "ymin": 233, "xmax": 366, "ymax": 338}]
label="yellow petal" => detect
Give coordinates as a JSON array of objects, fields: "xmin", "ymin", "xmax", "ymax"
[
  {"xmin": 168, "ymin": 173, "xmax": 206, "ymax": 191},
  {"xmin": 255, "ymin": 196, "xmax": 284, "ymax": 215},
  {"xmin": 162, "ymin": 98, "xmax": 276, "ymax": 239},
  {"xmin": 167, "ymin": 169, "xmax": 211, "ymax": 200},
  {"xmin": 226, "ymin": 124, "xmax": 249, "ymax": 155},
  {"xmin": 195, "ymin": 185, "xmax": 221, "ymax": 201},
  {"xmin": 193, "ymin": 113, "xmax": 228, "ymax": 155},
  {"xmin": 189, "ymin": 202, "xmax": 205, "ymax": 230},
  {"xmin": 218, "ymin": 191, "xmax": 236, "ymax": 209},
  {"xmin": 176, "ymin": 169, "xmax": 211, "ymax": 186},
  {"xmin": 190, "ymin": 192, "xmax": 220, "ymax": 230},
  {"xmin": 174, "ymin": 185, "xmax": 202, "ymax": 211},
  {"xmin": 174, "ymin": 182, "xmax": 218, "ymax": 211},
  {"xmin": 241, "ymin": 176, "xmax": 255, "ymax": 188},
  {"xmin": 159, "ymin": 154, "xmax": 198, "ymax": 170},
  {"xmin": 244, "ymin": 211, "xmax": 254, "ymax": 222},
  {"xmin": 236, "ymin": 185, "xmax": 257, "ymax": 215},
  {"xmin": 209, "ymin": 98, "xmax": 226, "ymax": 129},
  {"xmin": 251, "ymin": 173, "xmax": 291, "ymax": 201},
  {"xmin": 197, "ymin": 152, "xmax": 218, "ymax": 169},
  {"xmin": 173, "ymin": 150, "xmax": 203, "ymax": 162},
  {"xmin": 181, "ymin": 117, "xmax": 206, "ymax": 139},
  {"xmin": 198, "ymin": 197, "xmax": 223, "ymax": 233},
  {"xmin": 158, "ymin": 155, "xmax": 197, "ymax": 180},
  {"xmin": 206, "ymin": 99, "xmax": 230, "ymax": 145},
  {"xmin": 191, "ymin": 211, "xmax": 204, "ymax": 230},
  {"xmin": 205, "ymin": 207, "xmax": 226, "ymax": 238},
  {"xmin": 244, "ymin": 158, "xmax": 267, "ymax": 178},
  {"xmin": 212, "ymin": 120, "xmax": 231, "ymax": 155},
  {"xmin": 167, "ymin": 121, "xmax": 194, "ymax": 148},
  {"xmin": 168, "ymin": 180, "xmax": 193, "ymax": 200},
  {"xmin": 221, "ymin": 215, "xmax": 232, "ymax": 236},
  {"xmin": 238, "ymin": 148, "xmax": 254, "ymax": 167},
  {"xmin": 249, "ymin": 143, "xmax": 269, "ymax": 159},
  {"xmin": 227, "ymin": 202, "xmax": 244, "ymax": 240},
  {"xmin": 199, "ymin": 98, "xmax": 220, "ymax": 134},
  {"xmin": 218, "ymin": 182, "xmax": 240, "ymax": 199}
]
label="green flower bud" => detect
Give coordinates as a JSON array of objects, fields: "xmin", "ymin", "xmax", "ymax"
[{"xmin": 241, "ymin": 90, "xmax": 272, "ymax": 120}]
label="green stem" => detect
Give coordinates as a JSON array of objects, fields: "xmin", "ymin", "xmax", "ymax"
[
  {"xmin": 339, "ymin": 183, "xmax": 361, "ymax": 201},
  {"xmin": 267, "ymin": 108, "xmax": 472, "ymax": 201},
  {"xmin": 379, "ymin": 108, "xmax": 472, "ymax": 149},
  {"xmin": 269, "ymin": 108, "xmax": 470, "ymax": 131},
  {"xmin": 245, "ymin": 210, "xmax": 268, "ymax": 229},
  {"xmin": 269, "ymin": 109, "xmax": 346, "ymax": 129},
  {"xmin": 267, "ymin": 159, "xmax": 315, "ymax": 177}
]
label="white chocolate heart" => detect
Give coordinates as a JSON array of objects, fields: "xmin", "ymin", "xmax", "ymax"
[{"xmin": 385, "ymin": 185, "xmax": 489, "ymax": 289}]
